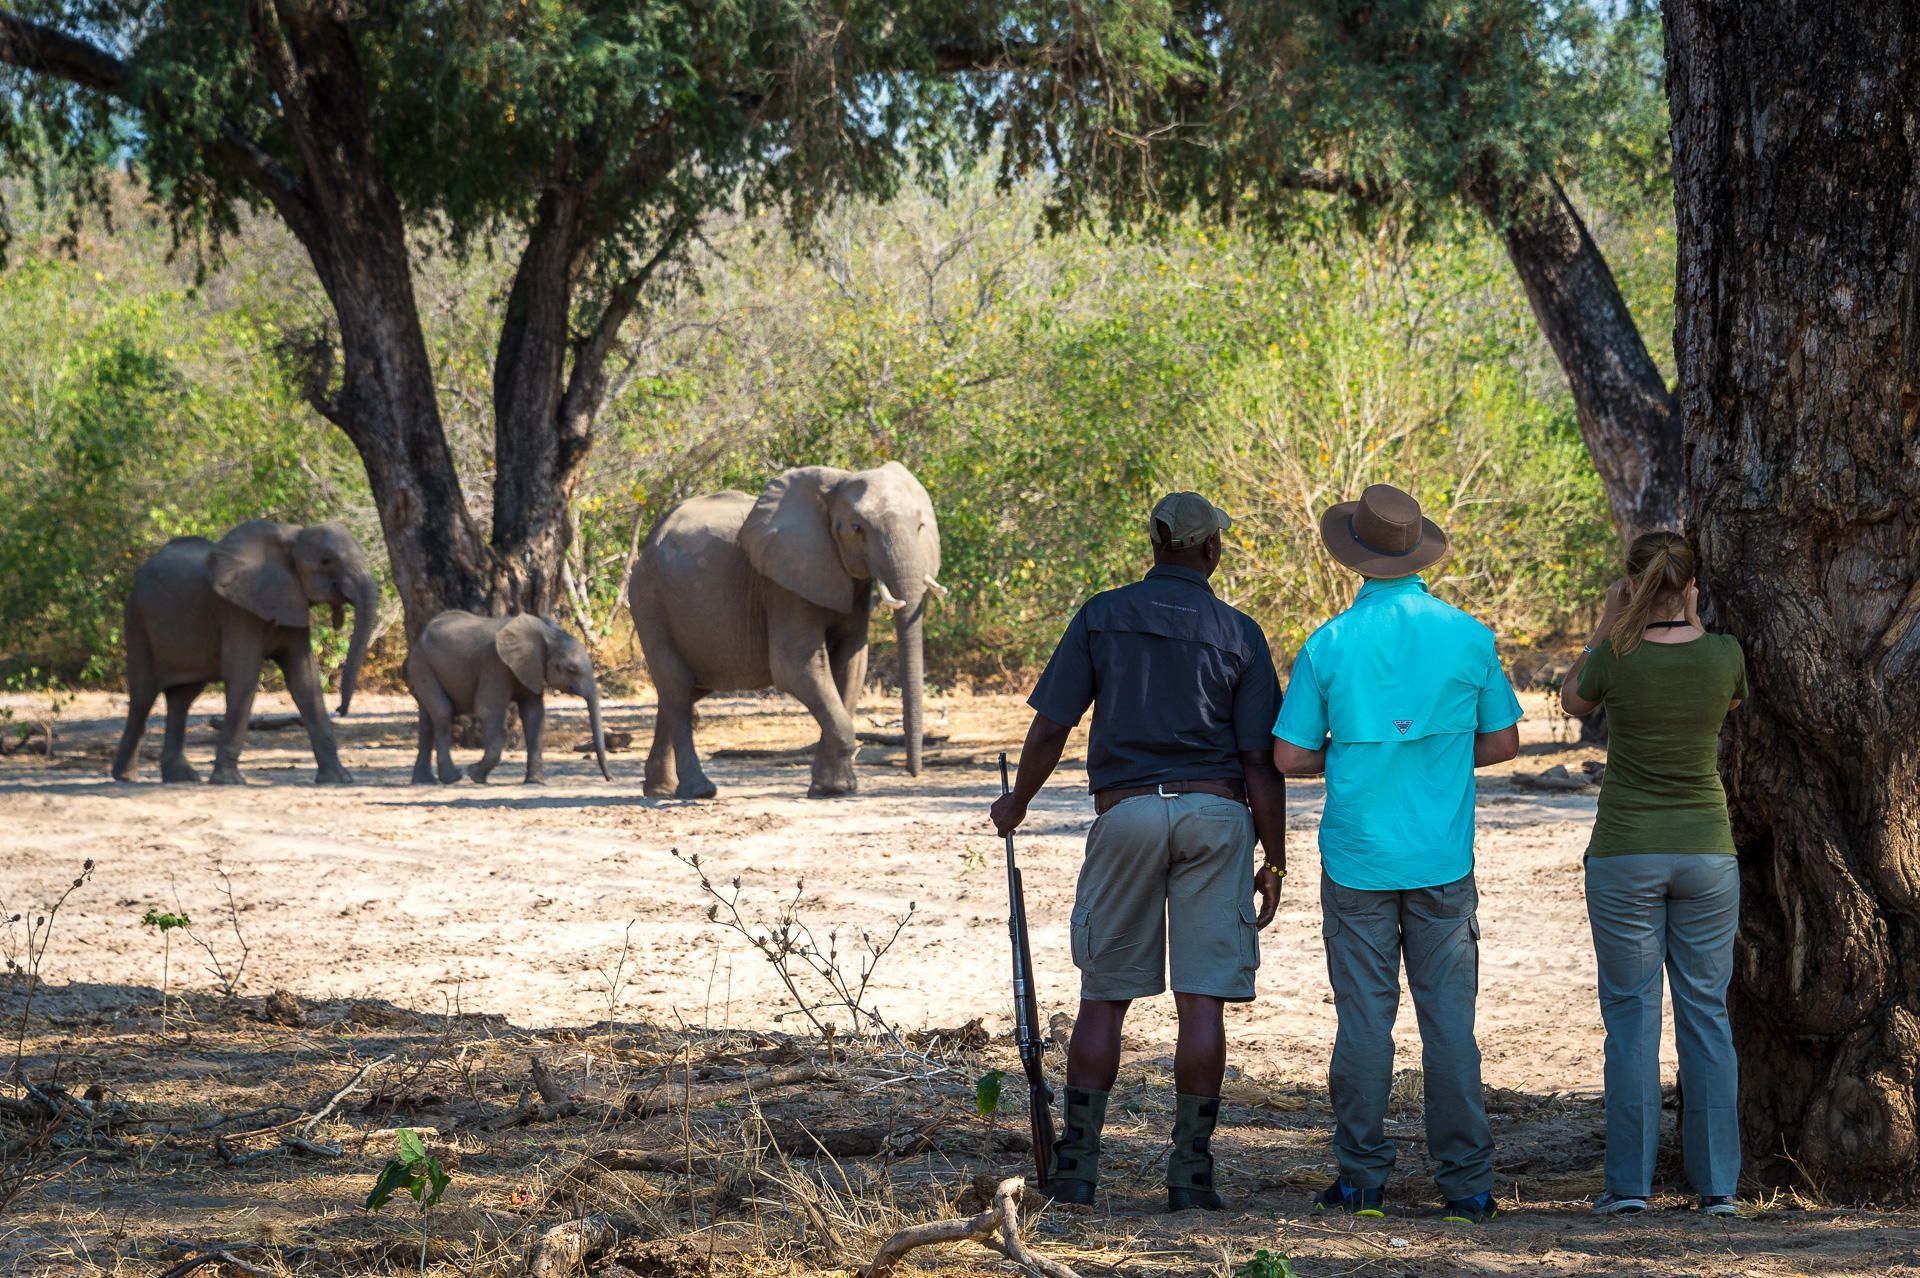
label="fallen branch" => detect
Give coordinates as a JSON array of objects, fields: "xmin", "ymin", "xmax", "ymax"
[
  {"xmin": 627, "ymin": 1062, "xmax": 833, "ymax": 1118},
  {"xmin": 154, "ymin": 1251, "xmax": 279, "ymax": 1278},
  {"xmin": 214, "ymin": 1053, "xmax": 392, "ymax": 1162},
  {"xmin": 524, "ymin": 1215, "xmax": 642, "ymax": 1278},
  {"xmin": 495, "ymin": 1060, "xmax": 835, "ymax": 1128},
  {"xmin": 860, "ymin": 1177, "xmax": 1080, "ymax": 1278}
]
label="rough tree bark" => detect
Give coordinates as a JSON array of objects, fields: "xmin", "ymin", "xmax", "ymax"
[
  {"xmin": 1667, "ymin": 0, "xmax": 1920, "ymax": 1196},
  {"xmin": 1474, "ymin": 175, "xmax": 1685, "ymax": 541}
]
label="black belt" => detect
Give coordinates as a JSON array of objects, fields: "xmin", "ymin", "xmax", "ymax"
[{"xmin": 1093, "ymin": 778, "xmax": 1246, "ymax": 816}]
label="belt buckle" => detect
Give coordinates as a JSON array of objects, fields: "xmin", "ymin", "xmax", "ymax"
[{"xmin": 1156, "ymin": 783, "xmax": 1175, "ymax": 799}]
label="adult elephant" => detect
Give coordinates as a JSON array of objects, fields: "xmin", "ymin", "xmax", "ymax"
[
  {"xmin": 631, "ymin": 462, "xmax": 943, "ymax": 798},
  {"xmin": 110, "ymin": 520, "xmax": 378, "ymax": 785}
]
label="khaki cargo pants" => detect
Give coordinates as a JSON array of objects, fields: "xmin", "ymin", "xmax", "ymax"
[{"xmin": 1071, "ymin": 792, "xmax": 1260, "ymax": 1002}]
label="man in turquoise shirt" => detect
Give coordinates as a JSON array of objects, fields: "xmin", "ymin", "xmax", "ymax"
[{"xmin": 1273, "ymin": 484, "xmax": 1522, "ymax": 1224}]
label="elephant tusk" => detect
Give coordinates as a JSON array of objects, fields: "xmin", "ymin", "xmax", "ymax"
[
  {"xmin": 875, "ymin": 581, "xmax": 909, "ymax": 611},
  {"xmin": 923, "ymin": 576, "xmax": 948, "ymax": 599}
]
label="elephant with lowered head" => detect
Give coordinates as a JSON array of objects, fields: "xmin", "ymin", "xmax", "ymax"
[
  {"xmin": 405, "ymin": 611, "xmax": 611, "ymax": 784},
  {"xmin": 630, "ymin": 461, "xmax": 943, "ymax": 798},
  {"xmin": 111, "ymin": 520, "xmax": 377, "ymax": 785}
]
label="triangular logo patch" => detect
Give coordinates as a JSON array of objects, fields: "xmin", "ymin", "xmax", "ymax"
[{"xmin": 1393, "ymin": 719, "xmax": 1413, "ymax": 736}]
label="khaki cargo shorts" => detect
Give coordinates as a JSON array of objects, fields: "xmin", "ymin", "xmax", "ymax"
[{"xmin": 1070, "ymin": 791, "xmax": 1260, "ymax": 1002}]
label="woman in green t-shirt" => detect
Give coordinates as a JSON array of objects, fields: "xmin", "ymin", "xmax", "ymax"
[{"xmin": 1562, "ymin": 531, "xmax": 1747, "ymax": 1220}]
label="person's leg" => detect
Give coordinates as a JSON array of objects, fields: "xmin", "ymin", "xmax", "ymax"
[
  {"xmin": 1585, "ymin": 854, "xmax": 1669, "ymax": 1201},
  {"xmin": 1066, "ymin": 999, "xmax": 1130, "ymax": 1091},
  {"xmin": 1321, "ymin": 873, "xmax": 1405, "ymax": 1194},
  {"xmin": 1402, "ymin": 872, "xmax": 1494, "ymax": 1206},
  {"xmin": 1049, "ymin": 997, "xmax": 1126, "ymax": 1199},
  {"xmin": 1048, "ymin": 797, "xmax": 1171, "ymax": 1200},
  {"xmin": 1164, "ymin": 794, "xmax": 1258, "ymax": 1209},
  {"xmin": 1172, "ymin": 991, "xmax": 1226, "ymax": 1096},
  {"xmin": 1665, "ymin": 855, "xmax": 1741, "ymax": 1199}
]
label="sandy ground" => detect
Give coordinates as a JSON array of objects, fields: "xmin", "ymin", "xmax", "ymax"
[
  {"xmin": 8, "ymin": 688, "xmax": 1920, "ymax": 1278},
  {"xmin": 3, "ymin": 688, "xmax": 1608, "ymax": 1094}
]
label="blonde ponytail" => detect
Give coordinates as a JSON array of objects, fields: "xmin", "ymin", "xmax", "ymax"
[{"xmin": 1610, "ymin": 531, "xmax": 1697, "ymax": 657}]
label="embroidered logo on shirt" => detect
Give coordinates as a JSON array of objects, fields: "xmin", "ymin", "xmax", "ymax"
[{"xmin": 1393, "ymin": 719, "xmax": 1412, "ymax": 735}]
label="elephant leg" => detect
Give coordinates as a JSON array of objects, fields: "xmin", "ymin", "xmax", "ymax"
[
  {"xmin": 521, "ymin": 696, "xmax": 546, "ymax": 784},
  {"xmin": 634, "ymin": 607, "xmax": 712, "ymax": 799},
  {"xmin": 411, "ymin": 707, "xmax": 437, "ymax": 785},
  {"xmin": 466, "ymin": 686, "xmax": 509, "ymax": 784},
  {"xmin": 159, "ymin": 683, "xmax": 205, "ymax": 783},
  {"xmin": 281, "ymin": 647, "xmax": 351, "ymax": 785},
  {"xmin": 112, "ymin": 627, "xmax": 160, "ymax": 782},
  {"xmin": 210, "ymin": 645, "xmax": 266, "ymax": 785},
  {"xmin": 830, "ymin": 635, "xmax": 869, "ymax": 729},
  {"xmin": 772, "ymin": 635, "xmax": 858, "ymax": 798}
]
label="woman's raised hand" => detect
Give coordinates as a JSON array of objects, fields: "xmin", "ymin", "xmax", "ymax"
[{"xmin": 1603, "ymin": 576, "xmax": 1632, "ymax": 618}]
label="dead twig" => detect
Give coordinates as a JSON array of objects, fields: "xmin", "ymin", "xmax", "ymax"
[{"xmin": 859, "ymin": 1177, "xmax": 1080, "ymax": 1278}]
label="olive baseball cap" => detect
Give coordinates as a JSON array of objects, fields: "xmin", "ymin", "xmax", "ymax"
[{"xmin": 1149, "ymin": 491, "xmax": 1233, "ymax": 550}]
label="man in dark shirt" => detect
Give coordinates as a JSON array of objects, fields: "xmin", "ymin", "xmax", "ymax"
[{"xmin": 990, "ymin": 491, "xmax": 1287, "ymax": 1212}]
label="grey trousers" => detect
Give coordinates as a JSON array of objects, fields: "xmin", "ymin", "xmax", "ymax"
[
  {"xmin": 1585, "ymin": 853, "xmax": 1740, "ymax": 1199},
  {"xmin": 1320, "ymin": 872, "xmax": 1493, "ymax": 1201}
]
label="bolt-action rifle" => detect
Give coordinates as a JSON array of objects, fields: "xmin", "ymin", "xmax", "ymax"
[{"xmin": 1000, "ymin": 752, "xmax": 1056, "ymax": 1187}]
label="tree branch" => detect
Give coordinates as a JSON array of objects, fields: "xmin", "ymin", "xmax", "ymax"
[
  {"xmin": 555, "ymin": 217, "xmax": 695, "ymax": 454},
  {"xmin": 0, "ymin": 12, "xmax": 130, "ymax": 94},
  {"xmin": 0, "ymin": 10, "xmax": 320, "ymax": 244}
]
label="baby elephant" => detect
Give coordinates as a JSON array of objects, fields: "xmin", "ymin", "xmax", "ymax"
[{"xmin": 406, "ymin": 612, "xmax": 611, "ymax": 784}]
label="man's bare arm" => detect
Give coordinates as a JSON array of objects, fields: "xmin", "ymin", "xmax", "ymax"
[
  {"xmin": 1473, "ymin": 724, "xmax": 1521, "ymax": 767},
  {"xmin": 990, "ymin": 712, "xmax": 1073, "ymax": 836},
  {"xmin": 1241, "ymin": 748, "xmax": 1286, "ymax": 927},
  {"xmin": 1273, "ymin": 738, "xmax": 1327, "ymax": 776}
]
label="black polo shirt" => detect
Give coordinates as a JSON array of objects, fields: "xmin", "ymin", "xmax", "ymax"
[{"xmin": 1028, "ymin": 565, "xmax": 1282, "ymax": 794}]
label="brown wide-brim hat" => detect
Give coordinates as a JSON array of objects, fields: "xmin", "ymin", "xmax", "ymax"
[{"xmin": 1319, "ymin": 483, "xmax": 1449, "ymax": 577}]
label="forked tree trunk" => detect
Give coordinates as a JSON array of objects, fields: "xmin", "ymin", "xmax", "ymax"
[
  {"xmin": 1474, "ymin": 174, "xmax": 1685, "ymax": 542},
  {"xmin": 1667, "ymin": 0, "xmax": 1920, "ymax": 1196}
]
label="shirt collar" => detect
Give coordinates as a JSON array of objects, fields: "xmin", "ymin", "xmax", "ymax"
[
  {"xmin": 1145, "ymin": 564, "xmax": 1216, "ymax": 595},
  {"xmin": 1352, "ymin": 574, "xmax": 1430, "ymax": 606}
]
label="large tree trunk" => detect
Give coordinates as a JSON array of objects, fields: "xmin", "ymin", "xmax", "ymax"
[
  {"xmin": 1474, "ymin": 175, "xmax": 1685, "ymax": 541},
  {"xmin": 252, "ymin": 6, "xmax": 626, "ymax": 640},
  {"xmin": 1667, "ymin": 0, "xmax": 1920, "ymax": 1197}
]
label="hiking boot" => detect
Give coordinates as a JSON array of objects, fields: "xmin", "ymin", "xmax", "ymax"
[
  {"xmin": 1699, "ymin": 1196, "xmax": 1739, "ymax": 1218},
  {"xmin": 1314, "ymin": 1177, "xmax": 1385, "ymax": 1217},
  {"xmin": 1039, "ymin": 1086, "xmax": 1107, "ymax": 1203},
  {"xmin": 1165, "ymin": 1093, "xmax": 1225, "ymax": 1212},
  {"xmin": 1442, "ymin": 1190, "xmax": 1498, "ymax": 1224},
  {"xmin": 1592, "ymin": 1192, "xmax": 1648, "ymax": 1216}
]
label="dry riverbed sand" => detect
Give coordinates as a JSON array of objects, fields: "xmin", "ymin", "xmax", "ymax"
[{"xmin": 4, "ymin": 688, "xmax": 1916, "ymax": 1276}]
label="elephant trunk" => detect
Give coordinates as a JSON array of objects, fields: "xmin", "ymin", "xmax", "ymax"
[
  {"xmin": 584, "ymin": 681, "xmax": 611, "ymax": 781},
  {"xmin": 336, "ymin": 571, "xmax": 377, "ymax": 716},
  {"xmin": 895, "ymin": 597, "xmax": 926, "ymax": 777}
]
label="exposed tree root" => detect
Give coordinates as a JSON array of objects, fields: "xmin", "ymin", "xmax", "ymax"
[{"xmin": 859, "ymin": 1177, "xmax": 1081, "ymax": 1278}]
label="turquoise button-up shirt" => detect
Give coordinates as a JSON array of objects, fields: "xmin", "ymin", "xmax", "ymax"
[{"xmin": 1274, "ymin": 575, "xmax": 1523, "ymax": 891}]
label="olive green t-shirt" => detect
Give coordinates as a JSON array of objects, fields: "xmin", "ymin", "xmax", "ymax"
[{"xmin": 1576, "ymin": 633, "xmax": 1747, "ymax": 856}]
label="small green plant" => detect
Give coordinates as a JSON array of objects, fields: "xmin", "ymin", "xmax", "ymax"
[
  {"xmin": 364, "ymin": 1129, "xmax": 452, "ymax": 1277},
  {"xmin": 139, "ymin": 908, "xmax": 190, "ymax": 1034},
  {"xmin": 1235, "ymin": 1250, "xmax": 1299, "ymax": 1278},
  {"xmin": 974, "ymin": 1068, "xmax": 1006, "ymax": 1118}
]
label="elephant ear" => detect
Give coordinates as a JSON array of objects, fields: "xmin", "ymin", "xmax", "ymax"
[
  {"xmin": 209, "ymin": 521, "xmax": 311, "ymax": 629},
  {"xmin": 740, "ymin": 467, "xmax": 856, "ymax": 612},
  {"xmin": 495, "ymin": 615, "xmax": 550, "ymax": 694}
]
